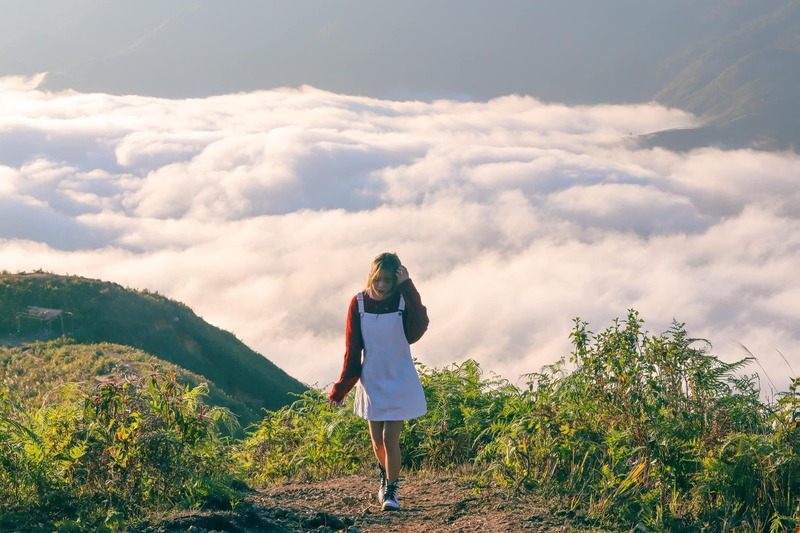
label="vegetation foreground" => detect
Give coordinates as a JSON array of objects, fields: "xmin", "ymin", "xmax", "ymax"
[{"xmin": 1, "ymin": 311, "xmax": 798, "ymax": 532}]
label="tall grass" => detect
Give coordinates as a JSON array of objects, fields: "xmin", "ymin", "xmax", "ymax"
[
  {"xmin": 2, "ymin": 310, "xmax": 797, "ymax": 531},
  {"xmin": 238, "ymin": 310, "xmax": 799, "ymax": 531},
  {"xmin": 0, "ymin": 364, "xmax": 238, "ymax": 531},
  {"xmin": 479, "ymin": 311, "xmax": 796, "ymax": 530},
  {"xmin": 236, "ymin": 388, "xmax": 371, "ymax": 484}
]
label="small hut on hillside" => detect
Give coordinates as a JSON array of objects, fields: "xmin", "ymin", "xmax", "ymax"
[{"xmin": 16, "ymin": 306, "xmax": 74, "ymax": 337}]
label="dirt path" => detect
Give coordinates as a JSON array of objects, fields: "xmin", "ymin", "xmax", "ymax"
[{"xmin": 142, "ymin": 473, "xmax": 616, "ymax": 532}]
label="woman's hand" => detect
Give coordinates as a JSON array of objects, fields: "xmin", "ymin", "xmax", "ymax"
[
  {"xmin": 329, "ymin": 398, "xmax": 344, "ymax": 409},
  {"xmin": 396, "ymin": 265, "xmax": 410, "ymax": 284}
]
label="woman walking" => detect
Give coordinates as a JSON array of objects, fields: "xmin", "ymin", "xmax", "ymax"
[{"xmin": 329, "ymin": 252, "xmax": 429, "ymax": 511}]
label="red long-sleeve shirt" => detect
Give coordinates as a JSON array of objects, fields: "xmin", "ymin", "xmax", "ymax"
[{"xmin": 329, "ymin": 279, "xmax": 429, "ymax": 403}]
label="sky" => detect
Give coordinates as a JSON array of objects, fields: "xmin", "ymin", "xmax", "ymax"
[
  {"xmin": 1, "ymin": 73, "xmax": 798, "ymax": 395},
  {"xmin": 0, "ymin": 1, "xmax": 697, "ymax": 103}
]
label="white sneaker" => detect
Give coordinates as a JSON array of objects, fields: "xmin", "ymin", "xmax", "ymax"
[{"xmin": 382, "ymin": 481, "xmax": 400, "ymax": 511}]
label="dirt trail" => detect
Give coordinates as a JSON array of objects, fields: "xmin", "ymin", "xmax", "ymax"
[{"xmin": 143, "ymin": 473, "xmax": 616, "ymax": 532}]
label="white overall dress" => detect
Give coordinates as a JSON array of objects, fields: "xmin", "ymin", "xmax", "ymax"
[{"xmin": 353, "ymin": 292, "xmax": 427, "ymax": 421}]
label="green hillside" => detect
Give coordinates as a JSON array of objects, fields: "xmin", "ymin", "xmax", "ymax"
[
  {"xmin": 0, "ymin": 339, "xmax": 245, "ymax": 428},
  {"xmin": 0, "ymin": 272, "xmax": 307, "ymax": 427}
]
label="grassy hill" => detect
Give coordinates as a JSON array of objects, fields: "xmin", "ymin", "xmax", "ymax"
[
  {"xmin": 0, "ymin": 339, "xmax": 246, "ymax": 429},
  {"xmin": 0, "ymin": 272, "xmax": 307, "ymax": 427}
]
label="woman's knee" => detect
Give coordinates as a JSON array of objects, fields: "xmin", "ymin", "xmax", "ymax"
[
  {"xmin": 369, "ymin": 421, "xmax": 386, "ymax": 447},
  {"xmin": 383, "ymin": 421, "xmax": 403, "ymax": 445}
]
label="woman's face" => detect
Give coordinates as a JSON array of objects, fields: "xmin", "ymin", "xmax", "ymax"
[{"xmin": 371, "ymin": 269, "xmax": 396, "ymax": 300}]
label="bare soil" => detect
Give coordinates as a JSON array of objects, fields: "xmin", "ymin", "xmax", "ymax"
[{"xmin": 141, "ymin": 473, "xmax": 617, "ymax": 532}]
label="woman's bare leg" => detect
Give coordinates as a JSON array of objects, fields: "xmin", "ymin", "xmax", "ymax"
[
  {"xmin": 382, "ymin": 420, "xmax": 403, "ymax": 483},
  {"xmin": 368, "ymin": 420, "xmax": 387, "ymax": 470},
  {"xmin": 369, "ymin": 420, "xmax": 403, "ymax": 482}
]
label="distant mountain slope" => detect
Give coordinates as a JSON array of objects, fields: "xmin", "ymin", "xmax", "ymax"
[
  {"xmin": 646, "ymin": 0, "xmax": 800, "ymax": 150},
  {"xmin": 0, "ymin": 272, "xmax": 307, "ymax": 426}
]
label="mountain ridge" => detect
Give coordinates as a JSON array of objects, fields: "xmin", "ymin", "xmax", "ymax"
[
  {"xmin": 646, "ymin": 0, "xmax": 800, "ymax": 150},
  {"xmin": 0, "ymin": 271, "xmax": 307, "ymax": 427}
]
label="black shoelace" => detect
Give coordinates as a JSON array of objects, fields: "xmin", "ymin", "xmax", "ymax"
[{"xmin": 384, "ymin": 482, "xmax": 398, "ymax": 502}]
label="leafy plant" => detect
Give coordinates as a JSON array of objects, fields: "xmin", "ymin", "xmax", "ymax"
[
  {"xmin": 478, "ymin": 310, "xmax": 798, "ymax": 531},
  {"xmin": 404, "ymin": 359, "xmax": 514, "ymax": 471},
  {"xmin": 236, "ymin": 389, "xmax": 371, "ymax": 485},
  {"xmin": 0, "ymin": 364, "xmax": 240, "ymax": 531}
]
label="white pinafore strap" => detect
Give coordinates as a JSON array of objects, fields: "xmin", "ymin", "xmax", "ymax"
[{"xmin": 358, "ymin": 292, "xmax": 405, "ymax": 314}]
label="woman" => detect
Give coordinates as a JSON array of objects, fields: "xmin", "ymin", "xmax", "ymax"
[{"xmin": 329, "ymin": 252, "xmax": 429, "ymax": 511}]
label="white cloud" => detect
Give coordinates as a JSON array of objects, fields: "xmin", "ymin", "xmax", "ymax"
[
  {"xmin": 0, "ymin": 75, "xmax": 798, "ymax": 395},
  {"xmin": 546, "ymin": 183, "xmax": 708, "ymax": 234}
]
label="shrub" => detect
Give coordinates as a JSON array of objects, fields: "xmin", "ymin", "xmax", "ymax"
[
  {"xmin": 236, "ymin": 389, "xmax": 371, "ymax": 485},
  {"xmin": 404, "ymin": 358, "xmax": 514, "ymax": 471},
  {"xmin": 479, "ymin": 310, "xmax": 799, "ymax": 531},
  {"xmin": 0, "ymin": 365, "xmax": 240, "ymax": 531}
]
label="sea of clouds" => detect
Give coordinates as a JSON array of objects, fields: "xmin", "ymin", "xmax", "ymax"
[{"xmin": 1, "ymin": 73, "xmax": 798, "ymax": 394}]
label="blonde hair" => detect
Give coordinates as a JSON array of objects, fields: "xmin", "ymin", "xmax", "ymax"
[{"xmin": 364, "ymin": 252, "xmax": 402, "ymax": 293}]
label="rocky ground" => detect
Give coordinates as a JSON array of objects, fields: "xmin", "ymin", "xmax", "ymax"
[{"xmin": 141, "ymin": 473, "xmax": 618, "ymax": 532}]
